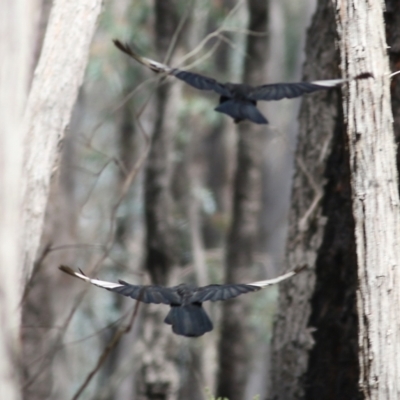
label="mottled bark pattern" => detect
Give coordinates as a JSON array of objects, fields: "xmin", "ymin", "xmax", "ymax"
[
  {"xmin": 333, "ymin": 0, "xmax": 400, "ymax": 399},
  {"xmin": 304, "ymin": 102, "xmax": 362, "ymax": 400},
  {"xmin": 216, "ymin": 1, "xmax": 268, "ymax": 399},
  {"xmin": 269, "ymin": 1, "xmax": 347, "ymax": 398}
]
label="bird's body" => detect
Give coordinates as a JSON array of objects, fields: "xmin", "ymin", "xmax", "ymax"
[
  {"xmin": 59, "ymin": 265, "xmax": 304, "ymax": 337},
  {"xmin": 113, "ymin": 39, "xmax": 372, "ymax": 124},
  {"xmin": 215, "ymin": 83, "xmax": 266, "ymax": 124},
  {"xmin": 164, "ymin": 302, "xmax": 213, "ymax": 337}
]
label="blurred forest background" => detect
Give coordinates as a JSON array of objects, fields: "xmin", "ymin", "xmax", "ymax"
[
  {"xmin": 4, "ymin": 0, "xmax": 399, "ymax": 399},
  {"xmin": 22, "ymin": 0, "xmax": 318, "ymax": 399}
]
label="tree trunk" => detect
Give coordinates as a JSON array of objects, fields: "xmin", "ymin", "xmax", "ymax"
[
  {"xmin": 332, "ymin": 1, "xmax": 400, "ymax": 398},
  {"xmin": 136, "ymin": 1, "xmax": 180, "ymax": 399},
  {"xmin": 21, "ymin": 0, "xmax": 103, "ymax": 283},
  {"xmin": 385, "ymin": 0, "xmax": 400, "ymax": 178},
  {"xmin": 0, "ymin": 1, "xmax": 37, "ymax": 398},
  {"xmin": 216, "ymin": 1, "xmax": 269, "ymax": 399},
  {"xmin": 269, "ymin": 1, "xmax": 400, "ymax": 399},
  {"xmin": 268, "ymin": 0, "xmax": 360, "ymax": 398}
]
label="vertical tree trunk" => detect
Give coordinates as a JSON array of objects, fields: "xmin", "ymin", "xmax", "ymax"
[
  {"xmin": 268, "ymin": 1, "xmax": 361, "ymax": 398},
  {"xmin": 216, "ymin": 1, "xmax": 269, "ymax": 399},
  {"xmin": 0, "ymin": 1, "xmax": 36, "ymax": 398},
  {"xmin": 385, "ymin": 0, "xmax": 400, "ymax": 176},
  {"xmin": 136, "ymin": 1, "xmax": 180, "ymax": 399},
  {"xmin": 332, "ymin": 1, "xmax": 400, "ymax": 398},
  {"xmin": 144, "ymin": 0, "xmax": 179, "ymax": 286},
  {"xmin": 270, "ymin": 1, "xmax": 400, "ymax": 399},
  {"xmin": 21, "ymin": 0, "xmax": 103, "ymax": 283}
]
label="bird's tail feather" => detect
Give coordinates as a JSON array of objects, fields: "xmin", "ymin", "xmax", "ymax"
[
  {"xmin": 215, "ymin": 100, "xmax": 268, "ymax": 124},
  {"xmin": 164, "ymin": 305, "xmax": 213, "ymax": 337}
]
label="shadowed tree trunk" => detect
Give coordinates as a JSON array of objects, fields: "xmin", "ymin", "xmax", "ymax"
[
  {"xmin": 96, "ymin": 75, "xmax": 141, "ymax": 400},
  {"xmin": 267, "ymin": 0, "xmax": 362, "ymax": 398},
  {"xmin": 144, "ymin": 0, "xmax": 179, "ymax": 287},
  {"xmin": 135, "ymin": 1, "xmax": 180, "ymax": 399},
  {"xmin": 269, "ymin": 0, "xmax": 400, "ymax": 399},
  {"xmin": 216, "ymin": 1, "xmax": 269, "ymax": 399}
]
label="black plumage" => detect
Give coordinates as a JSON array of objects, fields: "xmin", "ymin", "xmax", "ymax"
[
  {"xmin": 59, "ymin": 265, "xmax": 304, "ymax": 337},
  {"xmin": 113, "ymin": 39, "xmax": 372, "ymax": 124}
]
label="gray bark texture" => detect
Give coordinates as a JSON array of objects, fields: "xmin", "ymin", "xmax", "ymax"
[
  {"xmin": 269, "ymin": 0, "xmax": 400, "ymax": 399},
  {"xmin": 268, "ymin": 0, "xmax": 361, "ymax": 398},
  {"xmin": 332, "ymin": 0, "xmax": 400, "ymax": 399},
  {"xmin": 21, "ymin": 0, "xmax": 103, "ymax": 282},
  {"xmin": 385, "ymin": 0, "xmax": 400, "ymax": 177},
  {"xmin": 216, "ymin": 0, "xmax": 269, "ymax": 399},
  {"xmin": 0, "ymin": 1, "xmax": 37, "ymax": 398}
]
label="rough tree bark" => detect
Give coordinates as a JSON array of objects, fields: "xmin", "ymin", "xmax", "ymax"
[
  {"xmin": 21, "ymin": 0, "xmax": 103, "ymax": 283},
  {"xmin": 385, "ymin": 0, "xmax": 400, "ymax": 177},
  {"xmin": 135, "ymin": 1, "xmax": 180, "ymax": 399},
  {"xmin": 268, "ymin": 0, "xmax": 362, "ymax": 398},
  {"xmin": 332, "ymin": 0, "xmax": 400, "ymax": 398},
  {"xmin": 269, "ymin": 1, "xmax": 400, "ymax": 399},
  {"xmin": 0, "ymin": 1, "xmax": 37, "ymax": 398},
  {"xmin": 216, "ymin": 1, "xmax": 269, "ymax": 399}
]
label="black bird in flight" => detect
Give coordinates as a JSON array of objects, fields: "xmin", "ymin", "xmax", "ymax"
[
  {"xmin": 113, "ymin": 39, "xmax": 372, "ymax": 125},
  {"xmin": 59, "ymin": 265, "xmax": 304, "ymax": 337}
]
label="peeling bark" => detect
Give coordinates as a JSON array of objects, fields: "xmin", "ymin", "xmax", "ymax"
[
  {"xmin": 270, "ymin": 1, "xmax": 400, "ymax": 398},
  {"xmin": 332, "ymin": 0, "xmax": 400, "ymax": 398}
]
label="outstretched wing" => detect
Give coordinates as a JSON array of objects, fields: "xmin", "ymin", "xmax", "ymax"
[
  {"xmin": 248, "ymin": 73, "xmax": 373, "ymax": 101},
  {"xmin": 191, "ymin": 284, "xmax": 261, "ymax": 302},
  {"xmin": 59, "ymin": 266, "xmax": 180, "ymax": 305},
  {"xmin": 113, "ymin": 39, "xmax": 230, "ymax": 96},
  {"xmin": 190, "ymin": 264, "xmax": 307, "ymax": 303}
]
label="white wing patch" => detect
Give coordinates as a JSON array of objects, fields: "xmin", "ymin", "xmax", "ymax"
[
  {"xmin": 59, "ymin": 266, "xmax": 124, "ymax": 289},
  {"xmin": 249, "ymin": 265, "xmax": 306, "ymax": 288},
  {"xmin": 310, "ymin": 78, "xmax": 346, "ymax": 87}
]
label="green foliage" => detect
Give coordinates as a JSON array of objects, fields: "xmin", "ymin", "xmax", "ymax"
[{"xmin": 204, "ymin": 387, "xmax": 228, "ymax": 400}]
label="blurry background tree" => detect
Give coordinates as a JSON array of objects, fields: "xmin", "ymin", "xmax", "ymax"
[{"xmin": 0, "ymin": 0, "xmax": 38, "ymax": 398}]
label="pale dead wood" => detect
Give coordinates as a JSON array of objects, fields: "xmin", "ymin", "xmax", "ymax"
[
  {"xmin": 333, "ymin": 0, "xmax": 400, "ymax": 398},
  {"xmin": 21, "ymin": 0, "xmax": 103, "ymax": 283},
  {"xmin": 0, "ymin": 0, "xmax": 38, "ymax": 398}
]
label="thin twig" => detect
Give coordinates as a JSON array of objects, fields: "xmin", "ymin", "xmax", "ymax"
[{"xmin": 71, "ymin": 298, "xmax": 142, "ymax": 400}]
